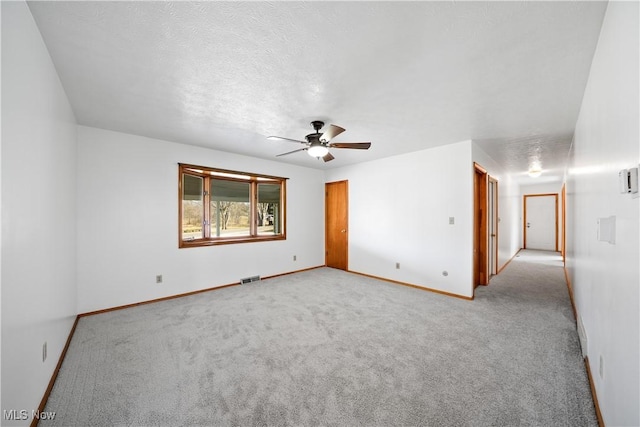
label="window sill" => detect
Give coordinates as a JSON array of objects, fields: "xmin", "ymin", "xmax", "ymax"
[{"xmin": 179, "ymin": 235, "xmax": 286, "ymax": 248}]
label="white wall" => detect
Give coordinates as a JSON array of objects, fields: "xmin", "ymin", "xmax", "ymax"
[
  {"xmin": 1, "ymin": 0, "xmax": 4, "ymax": 415},
  {"xmin": 1, "ymin": 2, "xmax": 78, "ymax": 425},
  {"xmin": 472, "ymin": 143, "xmax": 521, "ymax": 270},
  {"xmin": 76, "ymin": 126, "xmax": 325, "ymax": 313},
  {"xmin": 566, "ymin": 2, "xmax": 639, "ymax": 426},
  {"xmin": 520, "ymin": 182, "xmax": 562, "ymax": 194},
  {"xmin": 325, "ymin": 140, "xmax": 474, "ymax": 298}
]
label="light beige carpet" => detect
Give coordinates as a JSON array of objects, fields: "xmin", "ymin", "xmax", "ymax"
[{"xmin": 41, "ymin": 249, "xmax": 596, "ymax": 426}]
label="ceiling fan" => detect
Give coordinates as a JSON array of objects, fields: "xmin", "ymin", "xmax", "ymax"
[{"xmin": 267, "ymin": 121, "xmax": 371, "ymax": 162}]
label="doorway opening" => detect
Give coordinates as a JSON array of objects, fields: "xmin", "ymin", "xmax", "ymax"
[
  {"xmin": 561, "ymin": 184, "xmax": 566, "ymax": 263},
  {"xmin": 523, "ymin": 193, "xmax": 558, "ymax": 251},
  {"xmin": 488, "ymin": 177, "xmax": 499, "ymax": 277}
]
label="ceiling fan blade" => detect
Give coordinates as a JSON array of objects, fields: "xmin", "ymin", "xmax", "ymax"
[
  {"xmin": 267, "ymin": 136, "xmax": 307, "ymax": 144},
  {"xmin": 319, "ymin": 124, "xmax": 346, "ymax": 142},
  {"xmin": 329, "ymin": 142, "xmax": 371, "ymax": 150},
  {"xmin": 276, "ymin": 147, "xmax": 308, "ymax": 157},
  {"xmin": 322, "ymin": 152, "xmax": 335, "ymax": 162}
]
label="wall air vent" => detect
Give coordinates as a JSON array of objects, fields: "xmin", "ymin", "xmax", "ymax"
[{"xmin": 240, "ymin": 275, "xmax": 261, "ymax": 285}]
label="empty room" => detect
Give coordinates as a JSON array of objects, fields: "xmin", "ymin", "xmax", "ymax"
[{"xmin": 1, "ymin": 1, "xmax": 638, "ymax": 426}]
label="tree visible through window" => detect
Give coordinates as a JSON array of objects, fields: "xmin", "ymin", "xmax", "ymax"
[{"xmin": 179, "ymin": 164, "xmax": 286, "ymax": 247}]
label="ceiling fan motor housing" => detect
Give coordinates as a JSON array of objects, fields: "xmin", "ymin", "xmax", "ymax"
[{"xmin": 305, "ymin": 133, "xmax": 326, "ymax": 145}]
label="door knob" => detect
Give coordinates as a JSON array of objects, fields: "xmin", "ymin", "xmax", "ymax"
[{"xmin": 341, "ymin": 229, "xmax": 346, "ymax": 233}]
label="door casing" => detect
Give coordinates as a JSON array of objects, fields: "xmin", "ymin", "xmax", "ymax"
[
  {"xmin": 473, "ymin": 163, "xmax": 489, "ymax": 287},
  {"xmin": 523, "ymin": 193, "xmax": 558, "ymax": 251},
  {"xmin": 561, "ymin": 185, "xmax": 566, "ymax": 262},
  {"xmin": 488, "ymin": 177, "xmax": 499, "ymax": 276}
]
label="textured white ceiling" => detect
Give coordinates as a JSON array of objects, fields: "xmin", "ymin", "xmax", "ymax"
[
  {"xmin": 475, "ymin": 133, "xmax": 574, "ymax": 185},
  {"xmin": 27, "ymin": 1, "xmax": 607, "ymax": 181}
]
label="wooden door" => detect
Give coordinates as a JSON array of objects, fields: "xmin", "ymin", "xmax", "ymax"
[
  {"xmin": 474, "ymin": 164, "xmax": 488, "ymax": 287},
  {"xmin": 325, "ymin": 180, "xmax": 348, "ymax": 270},
  {"xmin": 524, "ymin": 194, "xmax": 558, "ymax": 251}
]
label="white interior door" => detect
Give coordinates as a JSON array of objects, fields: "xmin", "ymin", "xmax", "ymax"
[{"xmin": 525, "ymin": 195, "xmax": 557, "ymax": 251}]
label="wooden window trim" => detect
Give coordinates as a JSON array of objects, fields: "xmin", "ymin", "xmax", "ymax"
[{"xmin": 178, "ymin": 163, "xmax": 287, "ymax": 248}]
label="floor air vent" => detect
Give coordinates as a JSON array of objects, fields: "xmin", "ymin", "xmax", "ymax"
[{"xmin": 240, "ymin": 275, "xmax": 261, "ymax": 285}]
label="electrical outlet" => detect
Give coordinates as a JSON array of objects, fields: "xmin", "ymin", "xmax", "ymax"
[
  {"xmin": 156, "ymin": 275, "xmax": 163, "ymax": 284},
  {"xmin": 396, "ymin": 262, "xmax": 400, "ymax": 269},
  {"xmin": 43, "ymin": 342, "xmax": 47, "ymax": 362},
  {"xmin": 293, "ymin": 255, "xmax": 297, "ymax": 261}
]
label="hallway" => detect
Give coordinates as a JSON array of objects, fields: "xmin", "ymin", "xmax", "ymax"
[{"xmin": 474, "ymin": 249, "xmax": 597, "ymax": 425}]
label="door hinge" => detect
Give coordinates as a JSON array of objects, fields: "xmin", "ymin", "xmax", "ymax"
[{"xmin": 203, "ymin": 190, "xmax": 209, "ymax": 196}]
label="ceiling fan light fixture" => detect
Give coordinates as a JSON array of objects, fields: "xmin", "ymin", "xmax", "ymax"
[{"xmin": 307, "ymin": 144, "xmax": 329, "ymax": 158}]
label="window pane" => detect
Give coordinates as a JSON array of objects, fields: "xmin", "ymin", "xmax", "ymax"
[
  {"xmin": 182, "ymin": 174, "xmax": 203, "ymax": 240},
  {"xmin": 257, "ymin": 183, "xmax": 281, "ymax": 235},
  {"xmin": 210, "ymin": 179, "xmax": 250, "ymax": 237}
]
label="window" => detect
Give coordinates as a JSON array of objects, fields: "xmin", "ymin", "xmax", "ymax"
[{"xmin": 179, "ymin": 163, "xmax": 286, "ymax": 247}]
